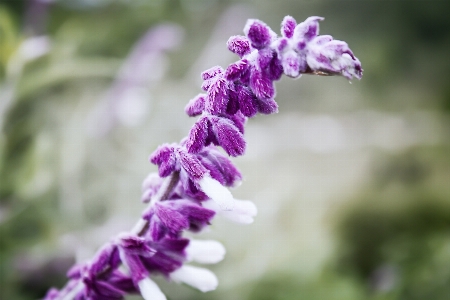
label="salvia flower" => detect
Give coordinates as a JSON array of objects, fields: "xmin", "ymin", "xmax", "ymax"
[
  {"xmin": 44, "ymin": 15, "xmax": 361, "ymax": 300},
  {"xmin": 142, "ymin": 199, "xmax": 215, "ymax": 240},
  {"xmin": 275, "ymin": 16, "xmax": 362, "ymax": 79}
]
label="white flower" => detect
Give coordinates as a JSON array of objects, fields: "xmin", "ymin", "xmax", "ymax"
[
  {"xmin": 203, "ymin": 198, "xmax": 257, "ymax": 224},
  {"xmin": 138, "ymin": 277, "xmax": 166, "ymax": 300},
  {"xmin": 170, "ymin": 265, "xmax": 218, "ymax": 292},
  {"xmin": 198, "ymin": 176, "xmax": 235, "ymax": 211},
  {"xmin": 186, "ymin": 239, "xmax": 226, "ymax": 264}
]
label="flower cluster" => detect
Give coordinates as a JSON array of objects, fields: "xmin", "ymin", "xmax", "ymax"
[{"xmin": 44, "ymin": 16, "xmax": 361, "ymax": 300}]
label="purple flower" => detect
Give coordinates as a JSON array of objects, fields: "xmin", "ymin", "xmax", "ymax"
[
  {"xmin": 306, "ymin": 36, "xmax": 363, "ymax": 79},
  {"xmin": 196, "ymin": 146, "xmax": 242, "ymax": 187},
  {"xmin": 150, "ymin": 144, "xmax": 208, "ymax": 180},
  {"xmin": 116, "ymin": 234, "xmax": 192, "ymax": 299},
  {"xmin": 275, "ymin": 16, "xmax": 363, "ymax": 79},
  {"xmin": 185, "ymin": 93, "xmax": 206, "ymax": 117},
  {"xmin": 82, "ymin": 271, "xmax": 131, "ymax": 300},
  {"xmin": 243, "ymin": 19, "xmax": 276, "ymax": 50},
  {"xmin": 142, "ymin": 199, "xmax": 215, "ymax": 240},
  {"xmin": 150, "ymin": 143, "xmax": 240, "ymax": 210},
  {"xmin": 65, "ymin": 267, "xmax": 135, "ymax": 300},
  {"xmin": 227, "ymin": 35, "xmax": 251, "ymax": 58},
  {"xmin": 119, "ymin": 234, "xmax": 189, "ymax": 276},
  {"xmin": 199, "ymin": 66, "xmax": 233, "ymax": 116},
  {"xmin": 186, "ymin": 115, "xmax": 246, "ymax": 157}
]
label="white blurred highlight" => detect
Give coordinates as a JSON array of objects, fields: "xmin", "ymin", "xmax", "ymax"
[
  {"xmin": 199, "ymin": 176, "xmax": 235, "ymax": 211},
  {"xmin": 138, "ymin": 277, "xmax": 167, "ymax": 300},
  {"xmin": 170, "ymin": 265, "xmax": 218, "ymax": 292},
  {"xmin": 186, "ymin": 239, "xmax": 226, "ymax": 264},
  {"xmin": 204, "ymin": 198, "xmax": 258, "ymax": 224}
]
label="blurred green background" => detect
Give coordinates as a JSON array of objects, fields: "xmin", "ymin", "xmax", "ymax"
[{"xmin": 1, "ymin": 0, "xmax": 450, "ymax": 299}]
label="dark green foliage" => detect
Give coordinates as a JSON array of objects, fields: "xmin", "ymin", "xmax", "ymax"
[{"xmin": 334, "ymin": 147, "xmax": 450, "ymax": 299}]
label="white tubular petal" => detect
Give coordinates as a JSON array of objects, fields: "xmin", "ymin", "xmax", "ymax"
[
  {"xmin": 138, "ymin": 277, "xmax": 167, "ymax": 300},
  {"xmin": 204, "ymin": 199, "xmax": 257, "ymax": 224},
  {"xmin": 170, "ymin": 265, "xmax": 218, "ymax": 292},
  {"xmin": 186, "ymin": 239, "xmax": 226, "ymax": 264},
  {"xmin": 198, "ymin": 176, "xmax": 235, "ymax": 211}
]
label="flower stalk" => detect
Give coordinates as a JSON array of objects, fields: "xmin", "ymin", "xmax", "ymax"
[{"xmin": 44, "ymin": 15, "xmax": 362, "ymax": 300}]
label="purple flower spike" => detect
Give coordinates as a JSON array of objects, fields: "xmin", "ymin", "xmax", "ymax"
[
  {"xmin": 44, "ymin": 15, "xmax": 363, "ymax": 300},
  {"xmin": 227, "ymin": 35, "xmax": 251, "ymax": 58},
  {"xmin": 281, "ymin": 16, "xmax": 297, "ymax": 38},
  {"xmin": 244, "ymin": 19, "xmax": 275, "ymax": 50},
  {"xmin": 185, "ymin": 94, "xmax": 206, "ymax": 116}
]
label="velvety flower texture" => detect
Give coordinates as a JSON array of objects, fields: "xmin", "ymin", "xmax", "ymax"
[{"xmin": 44, "ymin": 15, "xmax": 361, "ymax": 300}]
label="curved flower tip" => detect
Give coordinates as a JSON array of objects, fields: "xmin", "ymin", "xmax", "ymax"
[
  {"xmin": 138, "ymin": 277, "xmax": 167, "ymax": 300},
  {"xmin": 186, "ymin": 239, "xmax": 226, "ymax": 264},
  {"xmin": 227, "ymin": 35, "xmax": 251, "ymax": 58},
  {"xmin": 198, "ymin": 176, "xmax": 235, "ymax": 211},
  {"xmin": 204, "ymin": 198, "xmax": 257, "ymax": 224},
  {"xmin": 306, "ymin": 39, "xmax": 363, "ymax": 80},
  {"xmin": 294, "ymin": 16, "xmax": 324, "ymax": 42},
  {"xmin": 149, "ymin": 144, "xmax": 177, "ymax": 177},
  {"xmin": 185, "ymin": 94, "xmax": 206, "ymax": 117},
  {"xmin": 281, "ymin": 16, "xmax": 297, "ymax": 39},
  {"xmin": 170, "ymin": 265, "xmax": 218, "ymax": 292},
  {"xmin": 244, "ymin": 19, "xmax": 276, "ymax": 50}
]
